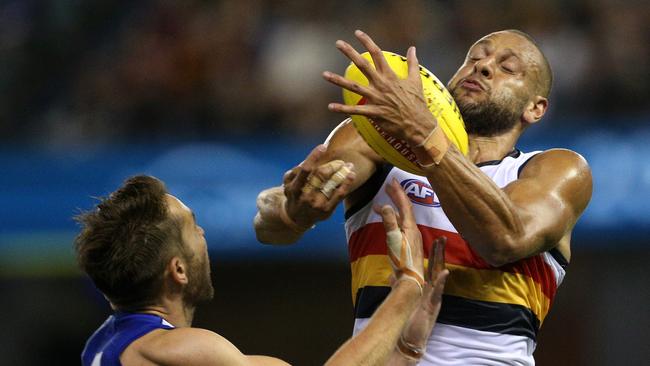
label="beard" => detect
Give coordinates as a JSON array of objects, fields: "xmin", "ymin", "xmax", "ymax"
[
  {"xmin": 451, "ymin": 88, "xmax": 527, "ymax": 137},
  {"xmin": 183, "ymin": 251, "xmax": 214, "ymax": 305}
]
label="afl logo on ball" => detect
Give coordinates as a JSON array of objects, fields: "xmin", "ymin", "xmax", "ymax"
[{"xmin": 400, "ymin": 179, "xmax": 440, "ymax": 207}]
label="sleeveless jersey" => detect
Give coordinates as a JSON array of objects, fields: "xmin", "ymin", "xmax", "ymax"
[
  {"xmin": 82, "ymin": 312, "xmax": 175, "ymax": 366},
  {"xmin": 344, "ymin": 150, "xmax": 568, "ymax": 365}
]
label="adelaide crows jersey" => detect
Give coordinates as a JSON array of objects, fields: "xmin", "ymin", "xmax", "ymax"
[{"xmin": 345, "ymin": 150, "xmax": 568, "ymax": 365}]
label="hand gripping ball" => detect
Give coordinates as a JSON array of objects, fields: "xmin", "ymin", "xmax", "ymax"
[{"xmin": 342, "ymin": 51, "xmax": 468, "ymax": 175}]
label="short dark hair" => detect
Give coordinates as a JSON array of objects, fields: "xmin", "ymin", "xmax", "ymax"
[
  {"xmin": 503, "ymin": 29, "xmax": 553, "ymax": 98},
  {"xmin": 74, "ymin": 175, "xmax": 185, "ymax": 309}
]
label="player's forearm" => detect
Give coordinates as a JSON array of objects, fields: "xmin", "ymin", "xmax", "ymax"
[
  {"xmin": 324, "ymin": 280, "xmax": 421, "ymax": 366},
  {"xmin": 254, "ymin": 187, "xmax": 308, "ymax": 245},
  {"xmin": 424, "ymin": 147, "xmax": 528, "ymax": 266}
]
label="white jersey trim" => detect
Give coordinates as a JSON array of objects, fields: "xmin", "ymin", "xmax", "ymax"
[
  {"xmin": 354, "ymin": 319, "xmax": 536, "ymax": 366},
  {"xmin": 541, "ymin": 251, "xmax": 566, "ymax": 286}
]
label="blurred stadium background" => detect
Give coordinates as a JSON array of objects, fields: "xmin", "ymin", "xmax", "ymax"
[{"xmin": 0, "ymin": 0, "xmax": 648, "ymax": 365}]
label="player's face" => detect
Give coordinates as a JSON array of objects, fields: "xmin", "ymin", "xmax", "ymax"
[
  {"xmin": 447, "ymin": 32, "xmax": 540, "ymax": 136},
  {"xmin": 166, "ymin": 194, "xmax": 214, "ymax": 304}
]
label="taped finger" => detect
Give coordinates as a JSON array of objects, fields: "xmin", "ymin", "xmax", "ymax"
[
  {"xmin": 308, "ymin": 175, "xmax": 324, "ymax": 190},
  {"xmin": 319, "ymin": 164, "xmax": 353, "ymax": 198},
  {"xmin": 316, "ymin": 160, "xmax": 345, "ymax": 179},
  {"xmin": 325, "ymin": 169, "xmax": 356, "ymax": 211},
  {"xmin": 386, "ymin": 228, "xmax": 424, "ymax": 286},
  {"xmin": 301, "ymin": 182, "xmax": 317, "ymax": 195},
  {"xmin": 319, "ymin": 187, "xmax": 332, "ymax": 199}
]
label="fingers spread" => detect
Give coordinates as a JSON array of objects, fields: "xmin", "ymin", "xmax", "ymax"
[
  {"xmin": 327, "ymin": 102, "xmax": 383, "ymax": 117},
  {"xmin": 354, "ymin": 30, "xmax": 391, "ymax": 75},
  {"xmin": 335, "ymin": 39, "xmax": 380, "ymax": 84},
  {"xmin": 406, "ymin": 46, "xmax": 422, "ymax": 85},
  {"xmin": 323, "ymin": 71, "xmax": 377, "ymax": 100}
]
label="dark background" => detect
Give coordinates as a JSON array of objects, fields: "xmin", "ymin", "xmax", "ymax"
[{"xmin": 0, "ymin": 1, "xmax": 648, "ymax": 365}]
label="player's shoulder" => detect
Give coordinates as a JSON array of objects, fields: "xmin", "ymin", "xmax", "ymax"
[
  {"xmin": 536, "ymin": 148, "xmax": 589, "ymax": 165},
  {"xmin": 131, "ymin": 327, "xmax": 245, "ymax": 366},
  {"xmin": 521, "ymin": 148, "xmax": 591, "ymax": 178}
]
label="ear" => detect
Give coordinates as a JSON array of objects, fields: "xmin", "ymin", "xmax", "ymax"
[
  {"xmin": 168, "ymin": 256, "xmax": 189, "ymax": 285},
  {"xmin": 522, "ymin": 96, "xmax": 548, "ymax": 125}
]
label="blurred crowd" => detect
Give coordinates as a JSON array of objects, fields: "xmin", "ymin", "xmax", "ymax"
[{"xmin": 0, "ymin": 0, "xmax": 647, "ymax": 147}]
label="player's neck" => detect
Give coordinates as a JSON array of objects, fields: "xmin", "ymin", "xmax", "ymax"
[
  {"xmin": 135, "ymin": 298, "xmax": 195, "ymax": 328},
  {"xmin": 467, "ymin": 130, "xmax": 519, "ymax": 164}
]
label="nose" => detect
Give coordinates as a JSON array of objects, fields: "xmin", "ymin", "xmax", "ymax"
[{"xmin": 475, "ymin": 58, "xmax": 493, "ymax": 79}]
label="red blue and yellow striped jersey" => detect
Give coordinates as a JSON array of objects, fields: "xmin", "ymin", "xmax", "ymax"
[{"xmin": 345, "ymin": 150, "xmax": 568, "ymax": 365}]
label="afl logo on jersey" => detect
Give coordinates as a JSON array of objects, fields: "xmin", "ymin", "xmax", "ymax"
[{"xmin": 400, "ymin": 179, "xmax": 440, "ymax": 207}]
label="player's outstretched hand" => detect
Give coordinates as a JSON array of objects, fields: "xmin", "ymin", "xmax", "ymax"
[
  {"xmin": 391, "ymin": 237, "xmax": 449, "ymax": 364},
  {"xmin": 375, "ymin": 178, "xmax": 425, "ymax": 289},
  {"xmin": 282, "ymin": 144, "xmax": 356, "ymax": 231},
  {"xmin": 323, "ymin": 30, "xmax": 436, "ymax": 146},
  {"xmin": 423, "ymin": 236, "xmax": 449, "ymax": 316}
]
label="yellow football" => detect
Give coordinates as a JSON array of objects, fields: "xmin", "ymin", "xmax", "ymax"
[{"xmin": 342, "ymin": 51, "xmax": 468, "ymax": 175}]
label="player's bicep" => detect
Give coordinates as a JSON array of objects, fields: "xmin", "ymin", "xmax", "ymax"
[
  {"xmin": 504, "ymin": 150, "xmax": 592, "ymax": 253},
  {"xmin": 505, "ymin": 177, "xmax": 570, "ymax": 250}
]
